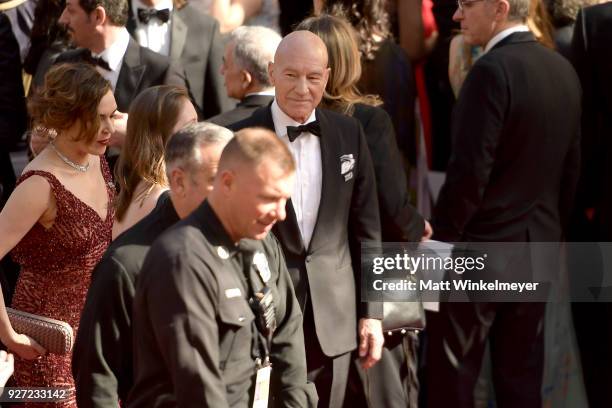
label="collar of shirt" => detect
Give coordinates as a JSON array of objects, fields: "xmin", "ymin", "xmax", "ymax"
[
  {"xmin": 484, "ymin": 24, "xmax": 530, "ymax": 53},
  {"xmin": 245, "ymin": 89, "xmax": 275, "ymax": 98},
  {"xmin": 131, "ymin": 0, "xmax": 174, "ymax": 24},
  {"xmin": 93, "ymin": 27, "xmax": 130, "ymax": 73},
  {"xmin": 270, "ymin": 99, "xmax": 317, "ymax": 139},
  {"xmin": 194, "ymin": 200, "xmax": 240, "ymax": 258}
]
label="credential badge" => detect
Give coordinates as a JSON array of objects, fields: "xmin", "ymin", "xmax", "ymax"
[{"xmin": 253, "ymin": 251, "xmax": 271, "ymax": 283}]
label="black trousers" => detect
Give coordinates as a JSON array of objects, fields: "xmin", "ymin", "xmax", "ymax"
[
  {"xmin": 425, "ymin": 302, "xmax": 546, "ymax": 408},
  {"xmin": 303, "ymin": 301, "xmax": 351, "ymax": 408}
]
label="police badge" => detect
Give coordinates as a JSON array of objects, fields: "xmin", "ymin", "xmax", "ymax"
[{"xmin": 252, "ymin": 251, "xmax": 271, "ymax": 283}]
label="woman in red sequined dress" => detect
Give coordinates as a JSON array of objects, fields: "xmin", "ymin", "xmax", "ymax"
[{"xmin": 0, "ymin": 63, "xmax": 116, "ymax": 407}]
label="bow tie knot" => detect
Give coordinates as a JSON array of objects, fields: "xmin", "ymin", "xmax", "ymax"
[
  {"xmin": 137, "ymin": 7, "xmax": 170, "ymax": 24},
  {"xmin": 286, "ymin": 121, "xmax": 321, "ymax": 142},
  {"xmin": 83, "ymin": 50, "xmax": 111, "ymax": 71}
]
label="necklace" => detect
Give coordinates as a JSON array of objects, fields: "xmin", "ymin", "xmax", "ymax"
[{"xmin": 49, "ymin": 140, "xmax": 90, "ymax": 172}]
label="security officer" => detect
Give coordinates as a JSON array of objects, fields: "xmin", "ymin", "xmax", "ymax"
[{"xmin": 128, "ymin": 128, "xmax": 317, "ymax": 407}]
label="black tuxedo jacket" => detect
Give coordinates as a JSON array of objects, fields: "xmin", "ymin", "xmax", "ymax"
[
  {"xmin": 230, "ymin": 105, "xmax": 382, "ymax": 357},
  {"xmin": 207, "ymin": 94, "xmax": 274, "ymax": 127},
  {"xmin": 127, "ymin": 2, "xmax": 232, "ymax": 118},
  {"xmin": 571, "ymin": 3, "xmax": 612, "ymax": 240},
  {"xmin": 54, "ymin": 36, "xmax": 185, "ymax": 112},
  {"xmin": 0, "ymin": 13, "xmax": 26, "ymax": 205},
  {"xmin": 433, "ymin": 32, "xmax": 581, "ymax": 243}
]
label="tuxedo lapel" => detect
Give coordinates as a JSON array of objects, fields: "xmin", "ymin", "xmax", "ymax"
[
  {"xmin": 170, "ymin": 11, "xmax": 187, "ymax": 61},
  {"xmin": 308, "ymin": 109, "xmax": 341, "ymax": 253},
  {"xmin": 115, "ymin": 38, "xmax": 146, "ymax": 111},
  {"xmin": 250, "ymin": 105, "xmax": 306, "ymax": 254}
]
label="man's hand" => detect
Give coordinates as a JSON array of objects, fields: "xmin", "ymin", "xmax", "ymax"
[
  {"xmin": 358, "ymin": 318, "xmax": 384, "ymax": 370},
  {"xmin": 421, "ymin": 220, "xmax": 433, "ymax": 241},
  {"xmin": 110, "ymin": 111, "xmax": 128, "ymax": 147},
  {"xmin": 0, "ymin": 350, "xmax": 14, "ymax": 387}
]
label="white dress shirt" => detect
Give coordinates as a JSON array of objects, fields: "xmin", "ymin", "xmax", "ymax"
[
  {"xmin": 271, "ymin": 99, "xmax": 322, "ymax": 249},
  {"xmin": 93, "ymin": 27, "xmax": 130, "ymax": 91},
  {"xmin": 131, "ymin": 0, "xmax": 173, "ymax": 56},
  {"xmin": 484, "ymin": 24, "xmax": 530, "ymax": 53}
]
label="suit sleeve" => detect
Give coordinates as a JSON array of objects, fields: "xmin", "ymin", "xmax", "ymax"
[
  {"xmin": 350, "ymin": 122, "xmax": 383, "ymax": 319},
  {"xmin": 73, "ymin": 256, "xmax": 135, "ymax": 408},
  {"xmin": 0, "ymin": 14, "xmax": 27, "ymax": 150},
  {"xmin": 164, "ymin": 60, "xmax": 189, "ymax": 91},
  {"xmin": 202, "ymin": 19, "xmax": 234, "ymax": 118},
  {"xmin": 267, "ymin": 236, "xmax": 318, "ymax": 408},
  {"xmin": 432, "ymin": 58, "xmax": 507, "ymax": 241},
  {"xmin": 136, "ymin": 250, "xmax": 231, "ymax": 408},
  {"xmin": 570, "ymin": 9, "xmax": 600, "ymax": 223},
  {"xmin": 364, "ymin": 108, "xmax": 425, "ymax": 242}
]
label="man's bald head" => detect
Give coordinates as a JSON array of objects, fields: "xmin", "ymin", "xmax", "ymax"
[
  {"xmin": 268, "ymin": 31, "xmax": 331, "ymax": 123},
  {"xmin": 209, "ymin": 127, "xmax": 295, "ymax": 243},
  {"xmin": 274, "ymin": 30, "xmax": 329, "ymax": 67}
]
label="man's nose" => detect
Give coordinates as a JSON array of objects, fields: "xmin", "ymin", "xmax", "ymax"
[
  {"xmin": 453, "ymin": 8, "xmax": 463, "ymax": 21},
  {"xmin": 295, "ymin": 77, "xmax": 308, "ymax": 95},
  {"xmin": 275, "ymin": 200, "xmax": 287, "ymax": 221},
  {"xmin": 58, "ymin": 9, "xmax": 68, "ymax": 25}
]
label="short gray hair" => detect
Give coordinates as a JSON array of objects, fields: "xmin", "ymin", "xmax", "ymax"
[
  {"xmin": 165, "ymin": 122, "xmax": 234, "ymax": 178},
  {"xmin": 506, "ymin": 0, "xmax": 530, "ymax": 21},
  {"xmin": 229, "ymin": 26, "xmax": 281, "ymax": 87}
]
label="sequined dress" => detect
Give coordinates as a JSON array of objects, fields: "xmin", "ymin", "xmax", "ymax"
[{"xmin": 9, "ymin": 158, "xmax": 114, "ymax": 407}]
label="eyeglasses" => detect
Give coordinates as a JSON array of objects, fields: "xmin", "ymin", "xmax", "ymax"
[{"xmin": 456, "ymin": 0, "xmax": 486, "ymax": 10}]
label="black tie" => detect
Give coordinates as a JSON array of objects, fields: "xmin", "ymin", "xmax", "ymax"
[
  {"xmin": 137, "ymin": 8, "xmax": 170, "ymax": 24},
  {"xmin": 286, "ymin": 121, "xmax": 321, "ymax": 142},
  {"xmin": 83, "ymin": 50, "xmax": 111, "ymax": 71}
]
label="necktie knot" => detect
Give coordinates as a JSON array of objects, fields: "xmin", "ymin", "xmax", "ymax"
[
  {"xmin": 137, "ymin": 7, "xmax": 170, "ymax": 24},
  {"xmin": 286, "ymin": 121, "xmax": 321, "ymax": 142}
]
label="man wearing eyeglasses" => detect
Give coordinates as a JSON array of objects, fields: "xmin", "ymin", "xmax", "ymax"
[{"xmin": 428, "ymin": 0, "xmax": 581, "ymax": 406}]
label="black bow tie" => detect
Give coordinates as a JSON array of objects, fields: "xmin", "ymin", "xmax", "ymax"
[
  {"xmin": 83, "ymin": 50, "xmax": 111, "ymax": 71},
  {"xmin": 137, "ymin": 7, "xmax": 170, "ymax": 24},
  {"xmin": 286, "ymin": 121, "xmax": 321, "ymax": 142}
]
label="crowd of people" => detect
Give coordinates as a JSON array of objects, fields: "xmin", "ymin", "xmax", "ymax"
[{"xmin": 0, "ymin": 0, "xmax": 609, "ymax": 407}]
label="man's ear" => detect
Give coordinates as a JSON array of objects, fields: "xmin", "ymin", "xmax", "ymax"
[
  {"xmin": 268, "ymin": 62, "xmax": 275, "ymax": 86},
  {"xmin": 241, "ymin": 70, "xmax": 253, "ymax": 90},
  {"xmin": 92, "ymin": 5, "xmax": 107, "ymax": 26},
  {"xmin": 495, "ymin": 0, "xmax": 510, "ymax": 20},
  {"xmin": 322, "ymin": 67, "xmax": 331, "ymax": 88},
  {"xmin": 219, "ymin": 169, "xmax": 235, "ymax": 194},
  {"xmin": 169, "ymin": 168, "xmax": 187, "ymax": 197}
]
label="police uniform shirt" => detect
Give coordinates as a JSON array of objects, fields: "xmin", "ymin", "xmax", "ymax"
[
  {"xmin": 128, "ymin": 200, "xmax": 316, "ymax": 408},
  {"xmin": 72, "ymin": 191, "xmax": 179, "ymax": 407}
]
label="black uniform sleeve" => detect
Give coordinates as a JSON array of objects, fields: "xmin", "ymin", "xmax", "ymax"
[{"xmin": 72, "ymin": 256, "xmax": 135, "ymax": 407}]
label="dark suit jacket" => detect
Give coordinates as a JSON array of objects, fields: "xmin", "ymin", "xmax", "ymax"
[
  {"xmin": 207, "ymin": 94, "xmax": 274, "ymax": 127},
  {"xmin": 0, "ymin": 12, "xmax": 25, "ymax": 205},
  {"xmin": 72, "ymin": 192, "xmax": 179, "ymax": 407},
  {"xmin": 127, "ymin": 2, "xmax": 233, "ymax": 118},
  {"xmin": 352, "ymin": 103, "xmax": 424, "ymax": 242},
  {"xmin": 571, "ymin": 3, "xmax": 612, "ymax": 240},
  {"xmin": 54, "ymin": 36, "xmax": 184, "ymax": 112},
  {"xmin": 433, "ymin": 32, "xmax": 581, "ymax": 243},
  {"xmin": 230, "ymin": 105, "xmax": 382, "ymax": 357}
]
